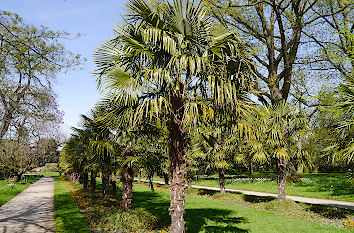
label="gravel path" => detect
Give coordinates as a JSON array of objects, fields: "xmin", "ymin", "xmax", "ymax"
[
  {"xmin": 0, "ymin": 177, "xmax": 55, "ymax": 233},
  {"xmin": 138, "ymin": 179, "xmax": 354, "ymax": 210}
]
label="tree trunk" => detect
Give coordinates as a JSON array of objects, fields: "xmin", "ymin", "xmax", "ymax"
[
  {"xmin": 90, "ymin": 171, "xmax": 97, "ymax": 194},
  {"xmin": 122, "ymin": 163, "xmax": 134, "ymax": 211},
  {"xmin": 163, "ymin": 173, "xmax": 169, "ymax": 185},
  {"xmin": 0, "ymin": 110, "xmax": 13, "ymax": 147},
  {"xmin": 102, "ymin": 169, "xmax": 110, "ymax": 199},
  {"xmin": 82, "ymin": 173, "xmax": 88, "ymax": 190},
  {"xmin": 15, "ymin": 172, "xmax": 23, "ymax": 182},
  {"xmin": 138, "ymin": 169, "xmax": 142, "ymax": 182},
  {"xmin": 187, "ymin": 170, "xmax": 192, "ymax": 189},
  {"xmin": 219, "ymin": 168, "xmax": 225, "ymax": 194},
  {"xmin": 121, "ymin": 147, "xmax": 134, "ymax": 212},
  {"xmin": 248, "ymin": 162, "xmax": 253, "ymax": 176},
  {"xmin": 111, "ymin": 180, "xmax": 117, "ymax": 194},
  {"xmin": 167, "ymin": 90, "xmax": 187, "ymax": 233},
  {"xmin": 148, "ymin": 174, "xmax": 155, "ymax": 192},
  {"xmin": 277, "ymin": 158, "xmax": 287, "ymax": 200}
]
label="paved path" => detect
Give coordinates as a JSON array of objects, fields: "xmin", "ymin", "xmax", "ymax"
[
  {"xmin": 0, "ymin": 177, "xmax": 55, "ymax": 233},
  {"xmin": 137, "ymin": 179, "xmax": 354, "ymax": 210}
]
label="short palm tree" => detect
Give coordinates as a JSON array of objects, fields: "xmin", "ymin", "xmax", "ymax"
[
  {"xmin": 94, "ymin": 0, "xmax": 250, "ymax": 231},
  {"xmin": 252, "ymin": 101, "xmax": 307, "ymax": 200},
  {"xmin": 331, "ymin": 76, "xmax": 354, "ymax": 163}
]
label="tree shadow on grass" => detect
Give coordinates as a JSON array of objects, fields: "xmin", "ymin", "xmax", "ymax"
[
  {"xmin": 293, "ymin": 174, "xmax": 353, "ymax": 198},
  {"xmin": 132, "ymin": 190, "xmax": 249, "ymax": 233},
  {"xmin": 132, "ymin": 190, "xmax": 171, "ymax": 226},
  {"xmin": 185, "ymin": 209, "xmax": 249, "ymax": 233},
  {"xmin": 243, "ymin": 195, "xmax": 274, "ymax": 203}
]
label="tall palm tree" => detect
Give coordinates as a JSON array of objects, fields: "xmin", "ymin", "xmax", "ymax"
[{"xmin": 94, "ymin": 0, "xmax": 250, "ymax": 231}]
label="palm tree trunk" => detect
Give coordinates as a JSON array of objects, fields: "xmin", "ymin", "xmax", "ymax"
[
  {"xmin": 277, "ymin": 158, "xmax": 287, "ymax": 200},
  {"xmin": 219, "ymin": 168, "xmax": 225, "ymax": 194},
  {"xmin": 83, "ymin": 172, "xmax": 88, "ymax": 190},
  {"xmin": 167, "ymin": 91, "xmax": 187, "ymax": 233},
  {"xmin": 187, "ymin": 170, "xmax": 192, "ymax": 189},
  {"xmin": 248, "ymin": 162, "xmax": 253, "ymax": 176},
  {"xmin": 90, "ymin": 171, "xmax": 97, "ymax": 194},
  {"xmin": 111, "ymin": 180, "xmax": 117, "ymax": 194},
  {"xmin": 122, "ymin": 147, "xmax": 134, "ymax": 212},
  {"xmin": 138, "ymin": 169, "xmax": 142, "ymax": 182},
  {"xmin": 163, "ymin": 173, "xmax": 169, "ymax": 185},
  {"xmin": 102, "ymin": 169, "xmax": 110, "ymax": 199},
  {"xmin": 148, "ymin": 174, "xmax": 154, "ymax": 192}
]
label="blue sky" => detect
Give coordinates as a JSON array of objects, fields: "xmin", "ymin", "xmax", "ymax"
[{"xmin": 2, "ymin": 0, "xmax": 127, "ymax": 136}]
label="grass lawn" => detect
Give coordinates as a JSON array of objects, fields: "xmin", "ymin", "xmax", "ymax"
[
  {"xmin": 131, "ymin": 184, "xmax": 352, "ymax": 232},
  {"xmin": 24, "ymin": 171, "xmax": 60, "ymax": 177},
  {"xmin": 153, "ymin": 173, "xmax": 354, "ymax": 202},
  {"xmin": 59, "ymin": 176, "xmax": 353, "ymax": 232},
  {"xmin": 0, "ymin": 177, "xmax": 40, "ymax": 206},
  {"xmin": 54, "ymin": 177, "xmax": 90, "ymax": 233}
]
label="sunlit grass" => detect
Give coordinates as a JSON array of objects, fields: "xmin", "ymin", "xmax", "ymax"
[
  {"xmin": 152, "ymin": 173, "xmax": 354, "ymax": 202},
  {"xmin": 132, "ymin": 183, "xmax": 352, "ymax": 232},
  {"xmin": 54, "ymin": 177, "xmax": 90, "ymax": 233},
  {"xmin": 0, "ymin": 177, "xmax": 40, "ymax": 206}
]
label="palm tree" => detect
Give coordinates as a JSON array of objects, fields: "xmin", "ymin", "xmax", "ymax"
[
  {"xmin": 252, "ymin": 101, "xmax": 307, "ymax": 200},
  {"xmin": 94, "ymin": 0, "xmax": 250, "ymax": 231},
  {"xmin": 328, "ymin": 76, "xmax": 354, "ymax": 164},
  {"xmin": 191, "ymin": 123, "xmax": 233, "ymax": 194}
]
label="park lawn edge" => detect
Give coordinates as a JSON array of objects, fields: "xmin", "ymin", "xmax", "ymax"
[
  {"xmin": 132, "ymin": 184, "xmax": 352, "ymax": 233},
  {"xmin": 151, "ymin": 173, "xmax": 354, "ymax": 202},
  {"xmin": 0, "ymin": 177, "xmax": 40, "ymax": 207},
  {"xmin": 54, "ymin": 176, "xmax": 90, "ymax": 233}
]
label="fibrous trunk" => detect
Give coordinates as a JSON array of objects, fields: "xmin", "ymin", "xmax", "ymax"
[
  {"xmin": 122, "ymin": 147, "xmax": 134, "ymax": 212},
  {"xmin": 248, "ymin": 163, "xmax": 253, "ymax": 176},
  {"xmin": 277, "ymin": 158, "xmax": 287, "ymax": 200},
  {"xmin": 102, "ymin": 168, "xmax": 110, "ymax": 199},
  {"xmin": 167, "ymin": 90, "xmax": 186, "ymax": 233},
  {"xmin": 111, "ymin": 180, "xmax": 117, "ymax": 194},
  {"xmin": 187, "ymin": 170, "xmax": 192, "ymax": 189},
  {"xmin": 163, "ymin": 173, "xmax": 169, "ymax": 185},
  {"xmin": 90, "ymin": 171, "xmax": 97, "ymax": 194},
  {"xmin": 148, "ymin": 174, "xmax": 155, "ymax": 192},
  {"xmin": 219, "ymin": 168, "xmax": 225, "ymax": 194},
  {"xmin": 138, "ymin": 169, "xmax": 142, "ymax": 182},
  {"xmin": 82, "ymin": 172, "xmax": 88, "ymax": 190}
]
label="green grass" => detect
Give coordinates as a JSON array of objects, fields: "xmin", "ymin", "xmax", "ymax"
[
  {"xmin": 0, "ymin": 177, "xmax": 40, "ymax": 206},
  {"xmin": 54, "ymin": 177, "xmax": 90, "ymax": 233},
  {"xmin": 25, "ymin": 171, "xmax": 60, "ymax": 177},
  {"xmin": 157, "ymin": 173, "xmax": 354, "ymax": 202},
  {"xmin": 131, "ymin": 184, "xmax": 352, "ymax": 233}
]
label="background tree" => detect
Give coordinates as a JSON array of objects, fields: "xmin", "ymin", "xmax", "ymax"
[
  {"xmin": 0, "ymin": 11, "xmax": 81, "ymax": 144},
  {"xmin": 204, "ymin": 0, "xmax": 352, "ymax": 106}
]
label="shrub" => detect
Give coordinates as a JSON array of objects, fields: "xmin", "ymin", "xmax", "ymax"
[
  {"xmin": 101, "ymin": 208, "xmax": 160, "ymax": 232},
  {"xmin": 264, "ymin": 199, "xmax": 303, "ymax": 212}
]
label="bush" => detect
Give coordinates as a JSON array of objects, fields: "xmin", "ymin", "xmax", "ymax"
[
  {"xmin": 101, "ymin": 208, "xmax": 160, "ymax": 232},
  {"xmin": 265, "ymin": 199, "xmax": 303, "ymax": 212}
]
